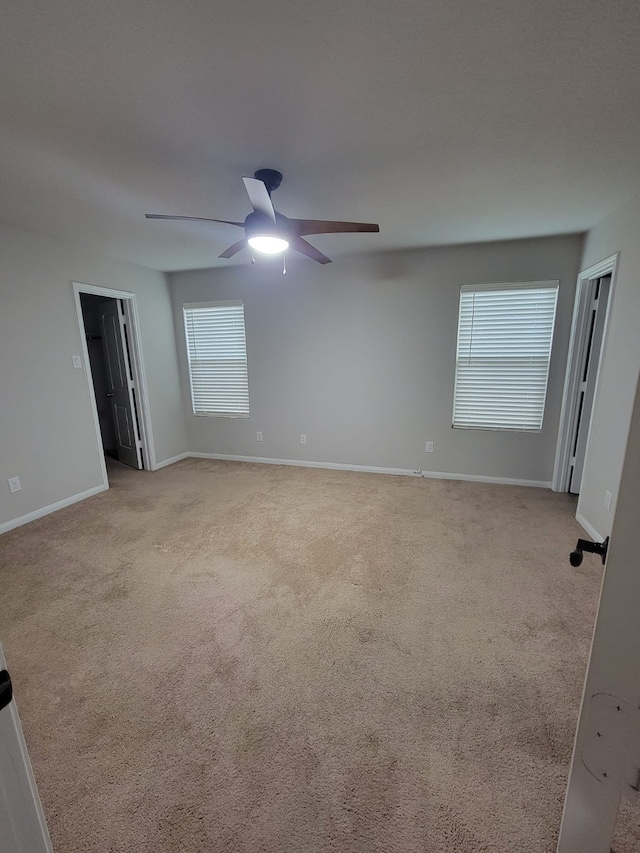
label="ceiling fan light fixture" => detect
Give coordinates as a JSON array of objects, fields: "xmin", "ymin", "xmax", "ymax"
[
  {"xmin": 146, "ymin": 168, "xmax": 379, "ymax": 265},
  {"xmin": 247, "ymin": 234, "xmax": 289, "ymax": 254}
]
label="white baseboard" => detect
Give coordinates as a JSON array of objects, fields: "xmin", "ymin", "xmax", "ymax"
[
  {"xmin": 576, "ymin": 511, "xmax": 605, "ymax": 543},
  {"xmin": 0, "ymin": 484, "xmax": 108, "ymax": 535},
  {"xmin": 187, "ymin": 453, "xmax": 551, "ymax": 488},
  {"xmin": 188, "ymin": 452, "xmax": 415, "ymax": 477},
  {"xmin": 152, "ymin": 452, "xmax": 190, "ymax": 471},
  {"xmin": 420, "ymin": 470, "xmax": 551, "ymax": 488}
]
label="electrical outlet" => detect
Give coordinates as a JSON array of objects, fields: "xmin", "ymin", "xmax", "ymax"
[
  {"xmin": 72, "ymin": 355, "xmax": 82, "ymax": 369},
  {"xmin": 256, "ymin": 431, "xmax": 263, "ymax": 442},
  {"xmin": 604, "ymin": 490, "xmax": 613, "ymax": 511},
  {"xmin": 425, "ymin": 441, "xmax": 434, "ymax": 453},
  {"xmin": 8, "ymin": 477, "xmax": 21, "ymax": 494},
  {"xmin": 300, "ymin": 434, "xmax": 307, "ymax": 444}
]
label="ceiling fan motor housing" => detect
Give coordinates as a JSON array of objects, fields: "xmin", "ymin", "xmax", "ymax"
[{"xmin": 244, "ymin": 210, "xmax": 290, "ymax": 240}]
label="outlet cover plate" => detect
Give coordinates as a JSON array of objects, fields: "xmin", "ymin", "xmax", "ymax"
[
  {"xmin": 300, "ymin": 434, "xmax": 307, "ymax": 444},
  {"xmin": 256, "ymin": 431, "xmax": 263, "ymax": 441},
  {"xmin": 425, "ymin": 441, "xmax": 434, "ymax": 453}
]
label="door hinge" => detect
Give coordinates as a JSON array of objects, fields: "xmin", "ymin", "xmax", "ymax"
[{"xmin": 581, "ymin": 693, "xmax": 640, "ymax": 803}]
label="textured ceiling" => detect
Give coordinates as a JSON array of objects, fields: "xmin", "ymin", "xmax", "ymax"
[{"xmin": 1, "ymin": 0, "xmax": 640, "ymax": 271}]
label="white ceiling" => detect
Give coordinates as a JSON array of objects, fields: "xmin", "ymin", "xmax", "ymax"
[{"xmin": 2, "ymin": 0, "xmax": 640, "ymax": 271}]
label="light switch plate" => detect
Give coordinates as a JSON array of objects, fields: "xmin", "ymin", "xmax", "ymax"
[
  {"xmin": 8, "ymin": 477, "xmax": 21, "ymax": 493},
  {"xmin": 72, "ymin": 355, "xmax": 82, "ymax": 369},
  {"xmin": 425, "ymin": 441, "xmax": 434, "ymax": 452},
  {"xmin": 256, "ymin": 431, "xmax": 263, "ymax": 441}
]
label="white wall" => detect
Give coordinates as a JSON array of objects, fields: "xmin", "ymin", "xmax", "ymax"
[
  {"xmin": 577, "ymin": 191, "xmax": 640, "ymax": 538},
  {"xmin": 0, "ymin": 223, "xmax": 188, "ymax": 532},
  {"xmin": 170, "ymin": 234, "xmax": 583, "ymax": 483}
]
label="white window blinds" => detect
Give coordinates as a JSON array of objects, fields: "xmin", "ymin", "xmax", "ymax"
[
  {"xmin": 183, "ymin": 301, "xmax": 250, "ymax": 417},
  {"xmin": 452, "ymin": 282, "xmax": 559, "ymax": 431}
]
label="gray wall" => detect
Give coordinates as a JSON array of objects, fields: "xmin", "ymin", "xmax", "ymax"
[
  {"xmin": 0, "ymin": 223, "xmax": 188, "ymax": 531},
  {"xmin": 577, "ymin": 191, "xmax": 640, "ymax": 538},
  {"xmin": 170, "ymin": 234, "xmax": 583, "ymax": 483}
]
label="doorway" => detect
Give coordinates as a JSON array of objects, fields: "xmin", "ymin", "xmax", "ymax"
[
  {"xmin": 73, "ymin": 283, "xmax": 155, "ymax": 484},
  {"xmin": 79, "ymin": 294, "xmax": 143, "ymax": 469},
  {"xmin": 567, "ymin": 274, "xmax": 611, "ymax": 494},
  {"xmin": 553, "ymin": 255, "xmax": 618, "ymax": 497}
]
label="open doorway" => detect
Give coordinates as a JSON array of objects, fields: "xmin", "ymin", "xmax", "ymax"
[
  {"xmin": 73, "ymin": 283, "xmax": 155, "ymax": 483},
  {"xmin": 80, "ymin": 294, "xmax": 143, "ymax": 469},
  {"xmin": 553, "ymin": 254, "xmax": 618, "ymax": 497},
  {"xmin": 567, "ymin": 273, "xmax": 611, "ymax": 494}
]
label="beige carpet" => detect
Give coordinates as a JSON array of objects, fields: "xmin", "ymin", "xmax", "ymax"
[{"xmin": 1, "ymin": 459, "xmax": 638, "ymax": 852}]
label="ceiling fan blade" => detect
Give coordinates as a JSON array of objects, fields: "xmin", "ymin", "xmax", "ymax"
[
  {"xmin": 291, "ymin": 219, "xmax": 380, "ymax": 236},
  {"xmin": 291, "ymin": 237, "xmax": 332, "ymax": 264},
  {"xmin": 219, "ymin": 239, "xmax": 247, "ymax": 259},
  {"xmin": 145, "ymin": 214, "xmax": 244, "ymax": 226},
  {"xmin": 242, "ymin": 177, "xmax": 276, "ymax": 222}
]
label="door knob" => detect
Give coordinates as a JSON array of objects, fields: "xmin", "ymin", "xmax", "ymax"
[
  {"xmin": 106, "ymin": 392, "xmax": 114, "ymax": 397},
  {"xmin": 570, "ymin": 536, "xmax": 609, "ymax": 567},
  {"xmin": 0, "ymin": 669, "xmax": 12, "ymax": 712}
]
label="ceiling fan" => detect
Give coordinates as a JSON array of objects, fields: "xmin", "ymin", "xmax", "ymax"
[{"xmin": 146, "ymin": 169, "xmax": 379, "ymax": 265}]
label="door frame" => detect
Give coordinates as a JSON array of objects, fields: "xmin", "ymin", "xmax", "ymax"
[
  {"xmin": 552, "ymin": 254, "xmax": 619, "ymax": 495},
  {"xmin": 72, "ymin": 282, "xmax": 156, "ymax": 486}
]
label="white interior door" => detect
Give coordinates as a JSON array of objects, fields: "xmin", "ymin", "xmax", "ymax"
[
  {"xmin": 0, "ymin": 647, "xmax": 53, "ymax": 853},
  {"xmin": 569, "ymin": 275, "xmax": 611, "ymax": 495},
  {"xmin": 557, "ymin": 371, "xmax": 640, "ymax": 851},
  {"xmin": 100, "ymin": 299, "xmax": 142, "ymax": 470}
]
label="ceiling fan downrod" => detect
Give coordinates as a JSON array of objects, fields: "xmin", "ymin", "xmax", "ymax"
[{"xmin": 253, "ymin": 169, "xmax": 283, "ymax": 196}]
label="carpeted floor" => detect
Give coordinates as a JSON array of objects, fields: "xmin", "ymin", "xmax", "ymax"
[{"xmin": 1, "ymin": 459, "xmax": 639, "ymax": 852}]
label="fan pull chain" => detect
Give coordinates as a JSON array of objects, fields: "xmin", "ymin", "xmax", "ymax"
[
  {"xmin": 250, "ymin": 249, "xmax": 255, "ymax": 265},
  {"xmin": 283, "ymin": 255, "xmax": 287, "ymax": 275}
]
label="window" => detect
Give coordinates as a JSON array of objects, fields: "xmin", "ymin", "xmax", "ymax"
[
  {"xmin": 183, "ymin": 301, "xmax": 250, "ymax": 417},
  {"xmin": 452, "ymin": 281, "xmax": 559, "ymax": 431}
]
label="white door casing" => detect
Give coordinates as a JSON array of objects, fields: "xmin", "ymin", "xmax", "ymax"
[
  {"xmin": 72, "ymin": 282, "xmax": 156, "ymax": 484},
  {"xmin": 552, "ymin": 254, "xmax": 618, "ymax": 497}
]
